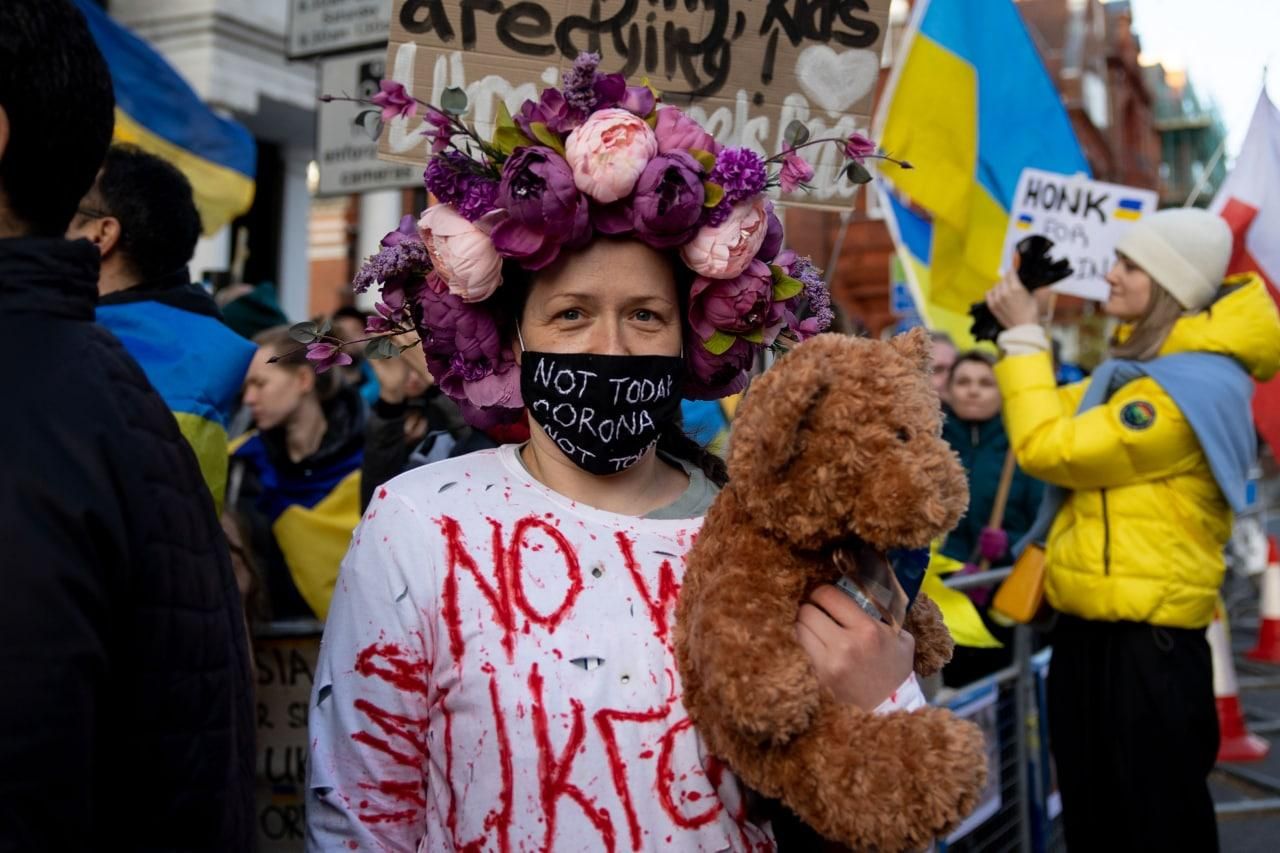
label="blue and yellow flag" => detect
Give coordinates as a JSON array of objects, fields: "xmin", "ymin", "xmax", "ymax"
[
  {"xmin": 75, "ymin": 0, "xmax": 256, "ymax": 234},
  {"xmin": 99, "ymin": 280, "xmax": 256, "ymax": 515},
  {"xmin": 875, "ymin": 0, "xmax": 1089, "ymax": 348},
  {"xmin": 232, "ymin": 435, "xmax": 363, "ymax": 621}
]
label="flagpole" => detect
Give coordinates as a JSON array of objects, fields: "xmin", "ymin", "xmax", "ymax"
[{"xmin": 1184, "ymin": 133, "xmax": 1229, "ymax": 208}]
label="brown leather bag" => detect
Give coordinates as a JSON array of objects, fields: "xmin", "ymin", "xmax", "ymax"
[{"xmin": 991, "ymin": 543, "xmax": 1047, "ymax": 624}]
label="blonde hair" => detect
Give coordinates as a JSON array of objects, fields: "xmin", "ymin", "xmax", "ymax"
[{"xmin": 1108, "ymin": 283, "xmax": 1185, "ymax": 362}]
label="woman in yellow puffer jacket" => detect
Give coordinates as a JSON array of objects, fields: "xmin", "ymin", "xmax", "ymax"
[{"xmin": 985, "ymin": 208, "xmax": 1280, "ymax": 853}]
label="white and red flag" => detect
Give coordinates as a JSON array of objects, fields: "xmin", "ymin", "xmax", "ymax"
[{"xmin": 1211, "ymin": 90, "xmax": 1280, "ymax": 455}]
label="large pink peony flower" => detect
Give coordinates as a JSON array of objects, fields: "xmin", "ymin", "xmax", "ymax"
[
  {"xmin": 417, "ymin": 204, "xmax": 503, "ymax": 302},
  {"xmin": 563, "ymin": 108, "xmax": 658, "ymax": 203},
  {"xmin": 681, "ymin": 196, "xmax": 770, "ymax": 279}
]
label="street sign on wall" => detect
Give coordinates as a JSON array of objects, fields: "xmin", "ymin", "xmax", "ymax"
[
  {"xmin": 316, "ymin": 49, "xmax": 421, "ymax": 195},
  {"xmin": 288, "ymin": 0, "xmax": 390, "ymax": 59}
]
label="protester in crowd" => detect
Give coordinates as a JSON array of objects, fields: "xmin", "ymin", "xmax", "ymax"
[
  {"xmin": 985, "ymin": 207, "xmax": 1280, "ymax": 851},
  {"xmin": 942, "ymin": 351, "xmax": 1044, "ymax": 567},
  {"xmin": 359, "ymin": 339, "xmax": 494, "ymax": 510},
  {"xmin": 0, "ymin": 1, "xmax": 254, "ymax": 847},
  {"xmin": 328, "ymin": 304, "xmax": 383, "ymax": 405},
  {"xmin": 307, "ymin": 64, "xmax": 923, "ymax": 851},
  {"xmin": 67, "ymin": 144, "xmax": 255, "ymax": 514},
  {"xmin": 231, "ymin": 325, "xmax": 365, "ymax": 622},
  {"xmin": 938, "ymin": 350, "xmax": 1044, "ymax": 686},
  {"xmin": 930, "ymin": 329, "xmax": 958, "ymax": 401},
  {"xmin": 220, "ymin": 279, "xmax": 289, "ymax": 339}
]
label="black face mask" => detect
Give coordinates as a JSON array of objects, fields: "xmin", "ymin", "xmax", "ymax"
[{"xmin": 520, "ymin": 350, "xmax": 684, "ymax": 476}]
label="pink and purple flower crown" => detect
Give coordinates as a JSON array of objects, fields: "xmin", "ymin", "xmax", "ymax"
[{"xmin": 304, "ymin": 53, "xmax": 906, "ymax": 429}]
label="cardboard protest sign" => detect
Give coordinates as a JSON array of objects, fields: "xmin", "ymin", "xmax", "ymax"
[
  {"xmin": 1002, "ymin": 168, "xmax": 1160, "ymax": 301},
  {"xmin": 379, "ymin": 0, "xmax": 892, "ymax": 209},
  {"xmin": 254, "ymin": 634, "xmax": 321, "ymax": 852}
]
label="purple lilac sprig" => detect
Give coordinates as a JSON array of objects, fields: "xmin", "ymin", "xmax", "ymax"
[
  {"xmin": 790, "ymin": 256, "xmax": 835, "ymax": 336},
  {"xmin": 561, "ymin": 51, "xmax": 602, "ymax": 114},
  {"xmin": 352, "ymin": 239, "xmax": 431, "ymax": 294}
]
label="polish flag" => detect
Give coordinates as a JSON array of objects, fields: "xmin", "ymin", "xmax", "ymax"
[{"xmin": 1210, "ymin": 90, "xmax": 1280, "ymax": 455}]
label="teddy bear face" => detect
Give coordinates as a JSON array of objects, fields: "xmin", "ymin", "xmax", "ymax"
[{"xmin": 726, "ymin": 329, "xmax": 968, "ymax": 553}]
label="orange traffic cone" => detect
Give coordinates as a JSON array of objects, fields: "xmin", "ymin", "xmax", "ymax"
[
  {"xmin": 1209, "ymin": 605, "xmax": 1270, "ymax": 762},
  {"xmin": 1247, "ymin": 537, "xmax": 1280, "ymax": 664}
]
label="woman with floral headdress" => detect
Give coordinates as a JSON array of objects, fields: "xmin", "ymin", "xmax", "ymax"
[{"xmin": 305, "ymin": 55, "xmax": 921, "ymax": 851}]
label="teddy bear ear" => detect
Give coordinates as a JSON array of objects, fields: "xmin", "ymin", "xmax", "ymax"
[
  {"xmin": 889, "ymin": 326, "xmax": 934, "ymax": 378},
  {"xmin": 728, "ymin": 340, "xmax": 832, "ymax": 478}
]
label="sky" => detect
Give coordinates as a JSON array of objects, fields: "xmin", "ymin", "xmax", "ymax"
[{"xmin": 1120, "ymin": 0, "xmax": 1280, "ymax": 159}]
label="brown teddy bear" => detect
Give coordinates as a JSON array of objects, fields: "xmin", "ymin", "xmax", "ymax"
[{"xmin": 675, "ymin": 329, "xmax": 988, "ymax": 851}]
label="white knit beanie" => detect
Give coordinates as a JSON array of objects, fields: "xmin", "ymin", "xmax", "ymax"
[{"xmin": 1113, "ymin": 208, "xmax": 1232, "ymax": 311}]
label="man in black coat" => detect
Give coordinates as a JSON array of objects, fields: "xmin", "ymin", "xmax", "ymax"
[{"xmin": 0, "ymin": 2, "xmax": 255, "ymax": 849}]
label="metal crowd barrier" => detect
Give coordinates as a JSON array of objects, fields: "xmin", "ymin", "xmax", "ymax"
[{"xmin": 932, "ymin": 568, "xmax": 1066, "ymax": 853}]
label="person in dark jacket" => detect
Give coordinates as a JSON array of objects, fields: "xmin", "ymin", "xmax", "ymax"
[
  {"xmin": 941, "ymin": 351, "xmax": 1045, "ymax": 566},
  {"xmin": 939, "ymin": 351, "xmax": 1045, "ymax": 687},
  {"xmin": 232, "ymin": 325, "xmax": 366, "ymax": 622},
  {"xmin": 0, "ymin": 2, "xmax": 254, "ymax": 849},
  {"xmin": 67, "ymin": 144, "xmax": 256, "ymax": 514},
  {"xmin": 359, "ymin": 342, "xmax": 495, "ymax": 510}
]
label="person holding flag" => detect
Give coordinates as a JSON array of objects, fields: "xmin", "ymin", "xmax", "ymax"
[
  {"xmin": 68, "ymin": 144, "xmax": 255, "ymax": 514},
  {"xmin": 985, "ymin": 208, "xmax": 1280, "ymax": 850}
]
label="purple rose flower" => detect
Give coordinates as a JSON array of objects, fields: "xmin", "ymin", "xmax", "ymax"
[
  {"xmin": 779, "ymin": 147, "xmax": 815, "ymax": 193},
  {"xmin": 592, "ymin": 72, "xmax": 626, "ymax": 109},
  {"xmin": 381, "ymin": 214, "xmax": 419, "ymax": 248},
  {"xmin": 653, "ymin": 107, "xmax": 720, "ymax": 155},
  {"xmin": 756, "ymin": 203, "xmax": 784, "ymax": 264},
  {"xmin": 489, "ymin": 146, "xmax": 590, "ymax": 269},
  {"xmin": 629, "ymin": 151, "xmax": 706, "ymax": 249},
  {"xmin": 685, "ymin": 336, "xmax": 754, "ymax": 400},
  {"xmin": 710, "ymin": 147, "xmax": 767, "ymax": 206},
  {"xmin": 305, "ymin": 341, "xmax": 354, "ymax": 374},
  {"xmin": 516, "ymin": 87, "xmax": 577, "ymax": 137},
  {"xmin": 844, "ymin": 132, "xmax": 877, "ymax": 164},
  {"xmin": 620, "ymin": 85, "xmax": 655, "ymax": 118},
  {"xmin": 421, "ymin": 107, "xmax": 454, "ymax": 155},
  {"xmin": 371, "ymin": 80, "xmax": 417, "ymax": 122},
  {"xmin": 688, "ymin": 259, "xmax": 785, "ymax": 344}
]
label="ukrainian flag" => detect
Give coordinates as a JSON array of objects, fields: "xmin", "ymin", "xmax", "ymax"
[
  {"xmin": 75, "ymin": 0, "xmax": 256, "ymax": 234},
  {"xmin": 98, "ymin": 283, "xmax": 257, "ymax": 516},
  {"xmin": 231, "ymin": 435, "xmax": 363, "ymax": 621},
  {"xmin": 1114, "ymin": 197, "xmax": 1145, "ymax": 221},
  {"xmin": 875, "ymin": 0, "xmax": 1089, "ymax": 348}
]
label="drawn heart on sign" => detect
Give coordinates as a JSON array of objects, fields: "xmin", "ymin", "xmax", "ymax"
[{"xmin": 795, "ymin": 46, "xmax": 879, "ymax": 115}]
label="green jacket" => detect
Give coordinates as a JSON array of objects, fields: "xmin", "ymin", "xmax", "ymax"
[{"xmin": 941, "ymin": 408, "xmax": 1044, "ymax": 565}]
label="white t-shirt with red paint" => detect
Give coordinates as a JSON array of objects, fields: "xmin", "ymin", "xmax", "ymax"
[{"xmin": 306, "ymin": 445, "xmax": 923, "ymax": 852}]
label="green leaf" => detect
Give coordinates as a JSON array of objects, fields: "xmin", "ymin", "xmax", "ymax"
[
  {"xmin": 365, "ymin": 336, "xmax": 398, "ymax": 360},
  {"xmin": 440, "ymin": 86, "xmax": 469, "ymax": 116},
  {"xmin": 289, "ymin": 321, "xmax": 319, "ymax": 344},
  {"xmin": 784, "ymin": 119, "xmax": 810, "ymax": 148},
  {"xmin": 703, "ymin": 182, "xmax": 725, "ymax": 209},
  {"xmin": 645, "ymin": 110, "xmax": 659, "ymax": 129},
  {"xmin": 493, "ymin": 125, "xmax": 535, "ymax": 157},
  {"xmin": 689, "ymin": 148, "xmax": 717, "ymax": 172},
  {"xmin": 742, "ymin": 328, "xmax": 765, "ymax": 344},
  {"xmin": 846, "ymin": 161, "xmax": 873, "ymax": 185},
  {"xmin": 529, "ymin": 122, "xmax": 566, "ymax": 156},
  {"xmin": 769, "ymin": 264, "xmax": 804, "ymax": 300},
  {"xmin": 318, "ymin": 318, "xmax": 332, "ymax": 336},
  {"xmin": 495, "ymin": 100, "xmax": 515, "ymax": 127},
  {"xmin": 701, "ymin": 330, "xmax": 737, "ymax": 356}
]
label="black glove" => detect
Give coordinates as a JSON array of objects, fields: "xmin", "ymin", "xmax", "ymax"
[{"xmin": 969, "ymin": 235, "xmax": 1073, "ymax": 343}]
